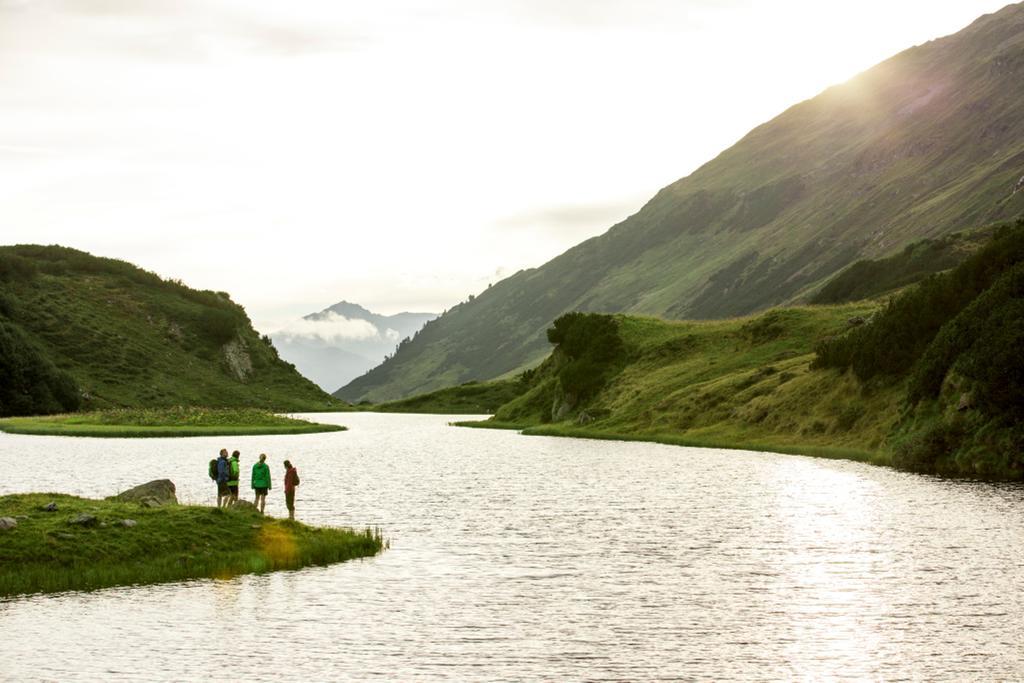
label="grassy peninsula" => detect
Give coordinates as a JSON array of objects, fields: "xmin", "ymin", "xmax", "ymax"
[
  {"xmin": 459, "ymin": 221, "xmax": 1024, "ymax": 480},
  {"xmin": 0, "ymin": 493, "xmax": 383, "ymax": 597},
  {"xmin": 0, "ymin": 407, "xmax": 345, "ymax": 438}
]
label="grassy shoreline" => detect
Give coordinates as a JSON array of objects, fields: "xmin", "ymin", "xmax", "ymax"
[
  {"xmin": 0, "ymin": 493, "xmax": 383, "ymax": 597},
  {"xmin": 454, "ymin": 420, "xmax": 885, "ymax": 465},
  {"xmin": 0, "ymin": 407, "xmax": 346, "ymax": 438}
]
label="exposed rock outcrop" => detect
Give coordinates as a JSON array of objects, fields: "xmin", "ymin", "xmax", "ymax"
[
  {"xmin": 110, "ymin": 479, "xmax": 178, "ymax": 507},
  {"xmin": 223, "ymin": 337, "xmax": 253, "ymax": 382}
]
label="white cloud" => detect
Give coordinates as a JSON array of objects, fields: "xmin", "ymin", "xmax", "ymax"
[{"xmin": 274, "ymin": 312, "xmax": 383, "ymax": 344}]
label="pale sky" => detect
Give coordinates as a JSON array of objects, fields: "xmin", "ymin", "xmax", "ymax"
[{"xmin": 0, "ymin": 0, "xmax": 1012, "ymax": 332}]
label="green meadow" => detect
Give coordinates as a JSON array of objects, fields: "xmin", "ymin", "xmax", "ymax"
[
  {"xmin": 0, "ymin": 493, "xmax": 383, "ymax": 597},
  {"xmin": 0, "ymin": 407, "xmax": 345, "ymax": 438}
]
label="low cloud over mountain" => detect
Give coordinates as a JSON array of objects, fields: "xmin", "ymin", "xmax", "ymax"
[{"xmin": 270, "ymin": 301, "xmax": 435, "ymax": 393}]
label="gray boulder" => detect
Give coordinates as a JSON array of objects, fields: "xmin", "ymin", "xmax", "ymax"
[
  {"xmin": 120, "ymin": 519, "xmax": 138, "ymax": 528},
  {"xmin": 0, "ymin": 517, "xmax": 17, "ymax": 530},
  {"xmin": 42, "ymin": 502, "xmax": 58, "ymax": 512},
  {"xmin": 228, "ymin": 500, "xmax": 259, "ymax": 512},
  {"xmin": 110, "ymin": 479, "xmax": 178, "ymax": 507},
  {"xmin": 69, "ymin": 513, "xmax": 98, "ymax": 527}
]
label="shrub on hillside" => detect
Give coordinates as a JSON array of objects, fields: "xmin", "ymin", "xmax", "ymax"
[
  {"xmin": 811, "ymin": 231, "xmax": 982, "ymax": 305},
  {"xmin": 813, "ymin": 219, "xmax": 1024, "ymax": 381},
  {"xmin": 194, "ymin": 307, "xmax": 241, "ymax": 346},
  {"xmin": 0, "ymin": 320, "xmax": 80, "ymax": 416},
  {"xmin": 908, "ymin": 262, "xmax": 1024, "ymax": 411},
  {"xmin": 546, "ymin": 312, "xmax": 625, "ymax": 404}
]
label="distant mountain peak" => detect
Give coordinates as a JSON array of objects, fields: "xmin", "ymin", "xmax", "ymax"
[{"xmin": 273, "ymin": 299, "xmax": 437, "ymax": 392}]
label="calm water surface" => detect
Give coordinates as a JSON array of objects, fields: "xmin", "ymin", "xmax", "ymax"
[{"xmin": 1, "ymin": 412, "xmax": 1023, "ymax": 681}]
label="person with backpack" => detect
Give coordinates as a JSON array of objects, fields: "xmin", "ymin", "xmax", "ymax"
[
  {"xmin": 228, "ymin": 450, "xmax": 241, "ymax": 504},
  {"xmin": 251, "ymin": 453, "xmax": 272, "ymax": 514},
  {"xmin": 214, "ymin": 449, "xmax": 231, "ymax": 508},
  {"xmin": 283, "ymin": 460, "xmax": 300, "ymax": 521}
]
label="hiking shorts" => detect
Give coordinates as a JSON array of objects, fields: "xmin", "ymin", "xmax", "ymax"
[
  {"xmin": 285, "ymin": 491, "xmax": 295, "ymax": 511},
  {"xmin": 218, "ymin": 483, "xmax": 230, "ymax": 495},
  {"xmin": 254, "ymin": 487, "xmax": 268, "ymax": 496},
  {"xmin": 229, "ymin": 485, "xmax": 239, "ymax": 495}
]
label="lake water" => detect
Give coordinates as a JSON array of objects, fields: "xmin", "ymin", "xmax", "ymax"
[{"xmin": 1, "ymin": 412, "xmax": 1023, "ymax": 681}]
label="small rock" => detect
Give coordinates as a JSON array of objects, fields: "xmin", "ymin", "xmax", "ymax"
[
  {"xmin": 228, "ymin": 500, "xmax": 259, "ymax": 512},
  {"xmin": 42, "ymin": 502, "xmax": 58, "ymax": 512},
  {"xmin": 0, "ymin": 517, "xmax": 17, "ymax": 530},
  {"xmin": 957, "ymin": 391, "xmax": 975, "ymax": 412},
  {"xmin": 847, "ymin": 316, "xmax": 866, "ymax": 326},
  {"xmin": 120, "ymin": 519, "xmax": 138, "ymax": 528},
  {"xmin": 68, "ymin": 513, "xmax": 98, "ymax": 527},
  {"xmin": 250, "ymin": 524, "xmax": 261, "ymax": 529},
  {"xmin": 56, "ymin": 532, "xmax": 74, "ymax": 540},
  {"xmin": 15, "ymin": 515, "xmax": 29, "ymax": 520}
]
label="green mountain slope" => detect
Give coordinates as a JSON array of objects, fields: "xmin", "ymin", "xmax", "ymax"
[
  {"xmin": 473, "ymin": 220, "xmax": 1024, "ymax": 479},
  {"xmin": 338, "ymin": 3, "xmax": 1024, "ymax": 402},
  {"xmin": 0, "ymin": 245, "xmax": 343, "ymax": 416}
]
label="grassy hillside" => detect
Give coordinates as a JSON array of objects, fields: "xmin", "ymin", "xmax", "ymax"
[
  {"xmin": 0, "ymin": 245, "xmax": 345, "ymax": 416},
  {"xmin": 482, "ymin": 306, "xmax": 898, "ymax": 462},
  {"xmin": 468, "ymin": 220, "xmax": 1024, "ymax": 479},
  {"xmin": 810, "ymin": 225, "xmax": 996, "ymax": 304},
  {"xmin": 338, "ymin": 3, "xmax": 1024, "ymax": 402}
]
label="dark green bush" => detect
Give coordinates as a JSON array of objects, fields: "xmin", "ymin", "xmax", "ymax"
[
  {"xmin": 0, "ymin": 320, "xmax": 80, "ymax": 416},
  {"xmin": 814, "ymin": 220, "xmax": 1024, "ymax": 381},
  {"xmin": 546, "ymin": 312, "xmax": 625, "ymax": 403},
  {"xmin": 194, "ymin": 308, "xmax": 241, "ymax": 346},
  {"xmin": 892, "ymin": 420, "xmax": 965, "ymax": 473},
  {"xmin": 0, "ymin": 253, "xmax": 37, "ymax": 283},
  {"xmin": 909, "ymin": 262, "xmax": 1024, "ymax": 410}
]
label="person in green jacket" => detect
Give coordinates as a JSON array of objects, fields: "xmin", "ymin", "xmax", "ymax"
[
  {"xmin": 251, "ymin": 453, "xmax": 272, "ymax": 514},
  {"xmin": 228, "ymin": 450, "xmax": 241, "ymax": 504}
]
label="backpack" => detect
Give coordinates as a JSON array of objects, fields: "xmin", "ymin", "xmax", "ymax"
[
  {"xmin": 293, "ymin": 469, "xmax": 300, "ymax": 487},
  {"xmin": 208, "ymin": 459, "xmax": 218, "ymax": 481}
]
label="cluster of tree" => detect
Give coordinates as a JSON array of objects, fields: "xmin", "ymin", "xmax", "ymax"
[{"xmin": 546, "ymin": 312, "xmax": 625, "ymax": 402}]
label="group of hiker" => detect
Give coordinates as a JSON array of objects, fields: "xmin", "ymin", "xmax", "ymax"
[{"xmin": 209, "ymin": 449, "xmax": 300, "ymax": 520}]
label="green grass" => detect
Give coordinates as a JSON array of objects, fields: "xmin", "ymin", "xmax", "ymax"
[
  {"xmin": 0, "ymin": 407, "xmax": 346, "ymax": 438},
  {"xmin": 460, "ymin": 304, "xmax": 907, "ymax": 469},
  {"xmin": 0, "ymin": 493, "xmax": 384, "ymax": 597}
]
